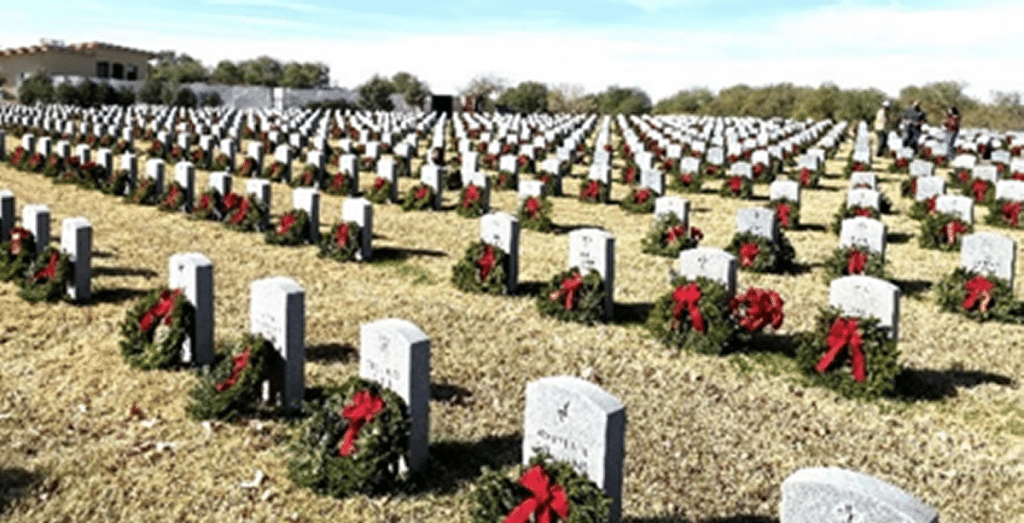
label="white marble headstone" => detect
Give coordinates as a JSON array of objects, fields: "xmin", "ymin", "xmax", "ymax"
[
  {"xmin": 480, "ymin": 212, "xmax": 519, "ymax": 293},
  {"xmin": 168, "ymin": 253, "xmax": 214, "ymax": 366},
  {"xmin": 960, "ymin": 232, "xmax": 1016, "ymax": 287},
  {"xmin": 781, "ymin": 467, "xmax": 938, "ymax": 523},
  {"xmin": 934, "ymin": 195, "xmax": 974, "ymax": 224},
  {"xmin": 839, "ymin": 217, "xmax": 886, "ymax": 258},
  {"xmin": 828, "ymin": 275, "xmax": 900, "ymax": 341},
  {"xmin": 568, "ymin": 228, "xmax": 615, "ymax": 319},
  {"xmin": 676, "ymin": 247, "xmax": 737, "ymax": 297},
  {"xmin": 250, "ymin": 277, "xmax": 305, "ymax": 412}
]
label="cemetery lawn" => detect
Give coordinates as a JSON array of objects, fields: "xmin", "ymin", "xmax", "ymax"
[{"xmin": 3, "ymin": 139, "xmax": 1024, "ymax": 522}]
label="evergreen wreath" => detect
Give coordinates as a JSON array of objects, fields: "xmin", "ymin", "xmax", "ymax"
[
  {"xmin": 703, "ymin": 163, "xmax": 721, "ymax": 177},
  {"xmin": 729, "ymin": 286, "xmax": 785, "ymax": 350},
  {"xmin": 402, "ymin": 183, "xmax": 435, "ymax": 211},
  {"xmin": 211, "ymin": 152, "xmax": 231, "ymax": 171},
  {"xmin": 288, "ymin": 377, "xmax": 410, "ymax": 498},
  {"xmin": 537, "ymin": 268, "xmax": 607, "ymax": 324},
  {"xmin": 830, "ymin": 203, "xmax": 881, "ymax": 234},
  {"xmin": 157, "ymin": 181, "xmax": 188, "ymax": 212},
  {"xmin": 919, "ymin": 213, "xmax": 972, "ymax": 251},
  {"xmin": 796, "ymin": 166, "xmax": 821, "ymax": 188},
  {"xmin": 640, "ymin": 214, "xmax": 702, "ymax": 258},
  {"xmin": 237, "ymin": 157, "xmax": 258, "ymax": 177},
  {"xmin": 935, "ymin": 268, "xmax": 1021, "ymax": 323},
  {"xmin": 366, "ymin": 176, "xmax": 392, "ymax": 204},
  {"xmin": 842, "ymin": 158, "xmax": 870, "ymax": 177},
  {"xmin": 24, "ymin": 152, "xmax": 45, "ymax": 173},
  {"xmin": 451, "ymin": 241, "xmax": 508, "ymax": 294},
  {"xmin": 456, "ymin": 184, "xmax": 487, "ymax": 218},
  {"xmin": 119, "ymin": 286, "xmax": 194, "ymax": 370},
  {"xmin": 888, "ymin": 157, "xmax": 909, "ymax": 173},
  {"xmin": 670, "ymin": 170, "xmax": 703, "ymax": 193},
  {"xmin": 768, "ymin": 199, "xmax": 800, "ymax": 229},
  {"xmin": 318, "ymin": 221, "xmax": 362, "ymax": 262},
  {"xmin": 620, "ymin": 164, "xmax": 638, "ymax": 185},
  {"xmin": 948, "ymin": 168, "xmax": 972, "ymax": 190},
  {"xmin": 645, "ymin": 276, "xmax": 735, "ymax": 355},
  {"xmin": 186, "ymin": 333, "xmax": 272, "ymax": 421},
  {"xmin": 536, "ymin": 172, "xmax": 560, "ymax": 197},
  {"xmin": 517, "ymin": 196, "xmax": 554, "ymax": 233},
  {"xmin": 125, "ymin": 176, "xmax": 158, "ymax": 205},
  {"xmin": 578, "ymin": 179, "xmax": 610, "ymax": 204},
  {"xmin": 899, "ymin": 177, "xmax": 917, "ymax": 199},
  {"xmin": 262, "ymin": 160, "xmax": 288, "ymax": 182},
  {"xmin": 718, "ymin": 175, "xmax": 753, "ymax": 198},
  {"xmin": 191, "ymin": 189, "xmax": 223, "ymax": 221},
  {"xmin": 822, "ymin": 246, "xmax": 888, "ymax": 282},
  {"xmin": 223, "ymin": 193, "xmax": 269, "ymax": 232},
  {"xmin": 265, "ymin": 209, "xmax": 311, "ymax": 246},
  {"xmin": 98, "ymin": 168, "xmax": 129, "ymax": 196},
  {"xmin": 359, "ymin": 155, "xmax": 377, "ymax": 172},
  {"xmin": 795, "ymin": 307, "xmax": 900, "ymax": 400},
  {"xmin": 725, "ymin": 231, "xmax": 795, "ymax": 273},
  {"xmin": 18, "ymin": 246, "xmax": 72, "ymax": 303},
  {"xmin": 985, "ymin": 199, "xmax": 1024, "ymax": 229},
  {"xmin": 471, "ymin": 453, "xmax": 611, "ymax": 523},
  {"xmin": 907, "ymin": 196, "xmax": 937, "ymax": 221},
  {"xmin": 962, "ymin": 178, "xmax": 994, "ymax": 205},
  {"xmin": 494, "ymin": 170, "xmax": 517, "ymax": 190},
  {"xmin": 42, "ymin": 154, "xmax": 64, "ymax": 177},
  {"xmin": 0, "ymin": 227, "xmax": 36, "ymax": 282},
  {"xmin": 55, "ymin": 163, "xmax": 86, "ymax": 186},
  {"xmin": 320, "ymin": 171, "xmax": 352, "ymax": 195},
  {"xmin": 517, "ymin": 153, "xmax": 534, "ymax": 175},
  {"xmin": 621, "ymin": 187, "xmax": 656, "ymax": 214},
  {"xmin": 292, "ymin": 164, "xmax": 322, "ymax": 189}
]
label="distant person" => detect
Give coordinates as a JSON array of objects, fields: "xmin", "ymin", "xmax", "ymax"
[
  {"xmin": 873, "ymin": 100, "xmax": 893, "ymax": 157},
  {"xmin": 943, "ymin": 106, "xmax": 961, "ymax": 160},
  {"xmin": 901, "ymin": 101, "xmax": 926, "ymax": 153}
]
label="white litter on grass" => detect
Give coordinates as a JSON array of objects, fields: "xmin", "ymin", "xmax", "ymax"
[{"xmin": 241, "ymin": 470, "xmax": 265, "ymax": 489}]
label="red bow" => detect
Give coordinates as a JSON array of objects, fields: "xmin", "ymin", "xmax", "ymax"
[
  {"xmin": 373, "ymin": 177, "xmax": 387, "ymax": 191},
  {"xmin": 549, "ymin": 271, "xmax": 583, "ymax": 310},
  {"xmin": 462, "ymin": 184, "xmax": 480, "ymax": 208},
  {"xmin": 477, "ymin": 244, "xmax": 496, "ymax": 281},
  {"xmin": 665, "ymin": 225, "xmax": 687, "ymax": 245},
  {"xmin": 752, "ymin": 163, "xmax": 765, "ymax": 179},
  {"xmin": 9, "ymin": 227, "xmax": 32, "ymax": 256},
  {"xmin": 671, "ymin": 282, "xmax": 705, "ymax": 333},
  {"xmin": 32, "ymin": 250, "xmax": 61, "ymax": 284},
  {"xmin": 944, "ymin": 220, "xmax": 967, "ymax": 245},
  {"xmin": 680, "ymin": 173, "xmax": 693, "ymax": 186},
  {"xmin": 775, "ymin": 203, "xmax": 791, "ymax": 228},
  {"xmin": 162, "ymin": 184, "xmax": 181, "ymax": 207},
  {"xmin": 957, "ymin": 170, "xmax": 970, "ymax": 183},
  {"xmin": 197, "ymin": 193, "xmax": 213, "ymax": 211},
  {"xmin": 415, "ymin": 185, "xmax": 430, "ymax": 201},
  {"xmin": 853, "ymin": 207, "xmax": 873, "ymax": 217},
  {"xmin": 623, "ymin": 167, "xmax": 636, "ymax": 184},
  {"xmin": 971, "ymin": 179, "xmax": 990, "ymax": 203},
  {"xmin": 334, "ymin": 223, "xmax": 350, "ymax": 249},
  {"xmin": 277, "ymin": 212, "xmax": 297, "ymax": 235},
  {"xmin": 963, "ymin": 275, "xmax": 995, "ymax": 313},
  {"xmin": 739, "ymin": 242, "xmax": 759, "ymax": 267},
  {"xmin": 224, "ymin": 192, "xmax": 242, "ymax": 210},
  {"xmin": 139, "ymin": 289, "xmax": 183, "ymax": 332},
  {"xmin": 728, "ymin": 176, "xmax": 743, "ymax": 195},
  {"xmin": 634, "ymin": 188, "xmax": 651, "ymax": 204},
  {"xmin": 503, "ymin": 464, "xmax": 570, "ymax": 523},
  {"xmin": 1002, "ymin": 202, "xmax": 1021, "ymax": 227},
  {"xmin": 925, "ymin": 196, "xmax": 936, "ymax": 214},
  {"xmin": 799, "ymin": 168, "xmax": 811, "ymax": 186},
  {"xmin": 730, "ymin": 287, "xmax": 784, "ymax": 333},
  {"xmin": 1013, "ymin": 172, "xmax": 1024, "ymax": 181},
  {"xmin": 525, "ymin": 197, "xmax": 541, "ymax": 218},
  {"xmin": 338, "ymin": 390, "xmax": 385, "ymax": 457},
  {"xmin": 846, "ymin": 249, "xmax": 867, "ymax": 275},
  {"xmin": 214, "ymin": 346, "xmax": 251, "ymax": 392},
  {"xmin": 816, "ymin": 318, "xmax": 866, "ymax": 382},
  {"xmin": 582, "ymin": 181, "xmax": 600, "ymax": 200}
]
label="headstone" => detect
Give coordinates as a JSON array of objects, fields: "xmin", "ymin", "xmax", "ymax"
[
  {"xmin": 676, "ymin": 247, "xmax": 737, "ymax": 296},
  {"xmin": 568, "ymin": 228, "xmax": 615, "ymax": 319},
  {"xmin": 145, "ymin": 158, "xmax": 165, "ymax": 196},
  {"xmin": 781, "ymin": 467, "xmax": 938, "ymax": 523},
  {"xmin": 168, "ymin": 253, "xmax": 214, "ymax": 366},
  {"xmin": 499, "ymin": 154, "xmax": 519, "ymax": 175},
  {"xmin": 359, "ymin": 318, "xmax": 431, "ymax": 473},
  {"xmin": 342, "ymin": 197, "xmax": 373, "ymax": 261},
  {"xmin": 972, "ymin": 165, "xmax": 998, "ymax": 183},
  {"xmin": 588, "ymin": 163, "xmax": 611, "ymax": 185},
  {"xmin": 291, "ymin": 188, "xmax": 320, "ymax": 243},
  {"xmin": 21, "ymin": 204, "xmax": 50, "ymax": 256},
  {"xmin": 729, "ymin": 161, "xmax": 753, "ymax": 179},
  {"xmin": 274, "ymin": 144, "xmax": 292, "ymax": 182},
  {"xmin": 839, "ymin": 217, "xmax": 886, "ymax": 258},
  {"xmin": 246, "ymin": 142, "xmax": 264, "ymax": 174},
  {"xmin": 37, "ymin": 137, "xmax": 52, "ymax": 158},
  {"xmin": 0, "ymin": 190, "xmax": 13, "ymax": 243},
  {"xmin": 419, "ymin": 165, "xmax": 443, "ymax": 210},
  {"xmin": 679, "ymin": 156, "xmax": 700, "ymax": 174},
  {"xmin": 246, "ymin": 179, "xmax": 272, "ymax": 229},
  {"xmin": 994, "ymin": 180, "xmax": 1024, "ymax": 202},
  {"xmin": 518, "ymin": 180, "xmax": 545, "ymax": 201},
  {"xmin": 76, "ymin": 143, "xmax": 91, "ymax": 164},
  {"xmin": 909, "ymin": 160, "xmax": 934, "ymax": 178},
  {"xmin": 174, "ymin": 162, "xmax": 195, "ymax": 212},
  {"xmin": 736, "ymin": 207, "xmax": 778, "ymax": 243},
  {"xmin": 654, "ymin": 196, "xmax": 689, "ymax": 228},
  {"xmin": 0, "ymin": 130, "xmax": 5, "ymax": 161},
  {"xmin": 828, "ymin": 276, "xmax": 900, "ymax": 341},
  {"xmin": 480, "ymin": 212, "xmax": 519, "ymax": 293},
  {"xmin": 249, "ymin": 277, "xmax": 305, "ymax": 412},
  {"xmin": 961, "ymin": 232, "xmax": 1016, "ymax": 288},
  {"xmin": 376, "ymin": 157, "xmax": 399, "ymax": 202},
  {"xmin": 769, "ymin": 179, "xmax": 800, "ymax": 204},
  {"xmin": 209, "ymin": 171, "xmax": 232, "ymax": 196},
  {"xmin": 849, "ymin": 172, "xmax": 877, "ymax": 190},
  {"xmin": 21, "ymin": 134, "xmax": 35, "ymax": 155},
  {"xmin": 640, "ymin": 169, "xmax": 665, "ymax": 195},
  {"xmin": 915, "ymin": 177, "xmax": 945, "ymax": 201},
  {"xmin": 60, "ymin": 217, "xmax": 92, "ymax": 303},
  {"xmin": 523, "ymin": 376, "xmax": 626, "ymax": 523},
  {"xmin": 934, "ymin": 195, "xmax": 974, "ymax": 223},
  {"xmin": 847, "ymin": 188, "xmax": 881, "ymax": 211}
]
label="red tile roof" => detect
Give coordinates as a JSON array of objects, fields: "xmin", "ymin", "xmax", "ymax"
[{"xmin": 0, "ymin": 41, "xmax": 158, "ymax": 59}]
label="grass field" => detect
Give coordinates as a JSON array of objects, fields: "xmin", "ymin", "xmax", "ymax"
[{"xmin": 1, "ymin": 125, "xmax": 1023, "ymax": 522}]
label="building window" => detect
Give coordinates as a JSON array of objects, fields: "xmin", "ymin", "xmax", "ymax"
[
  {"xmin": 96, "ymin": 61, "xmax": 109, "ymax": 78},
  {"xmin": 112, "ymin": 63, "xmax": 124, "ymax": 79},
  {"xmin": 126, "ymin": 65, "xmax": 138, "ymax": 81}
]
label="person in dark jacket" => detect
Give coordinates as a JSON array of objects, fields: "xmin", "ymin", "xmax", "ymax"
[
  {"xmin": 943, "ymin": 106, "xmax": 960, "ymax": 160},
  {"xmin": 902, "ymin": 101, "xmax": 926, "ymax": 153}
]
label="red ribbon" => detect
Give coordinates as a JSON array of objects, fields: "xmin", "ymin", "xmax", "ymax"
[
  {"xmin": 32, "ymin": 250, "xmax": 61, "ymax": 283},
  {"xmin": 415, "ymin": 185, "xmax": 430, "ymax": 201},
  {"xmin": 525, "ymin": 197, "xmax": 541, "ymax": 218},
  {"xmin": 214, "ymin": 346, "xmax": 251, "ymax": 392},
  {"xmin": 853, "ymin": 207, "xmax": 873, "ymax": 217},
  {"xmin": 162, "ymin": 184, "xmax": 180, "ymax": 207},
  {"xmin": 224, "ymin": 192, "xmax": 242, "ymax": 210},
  {"xmin": 944, "ymin": 220, "xmax": 968, "ymax": 245},
  {"xmin": 671, "ymin": 282, "xmax": 705, "ymax": 333},
  {"xmin": 373, "ymin": 177, "xmax": 387, "ymax": 191},
  {"xmin": 503, "ymin": 464, "xmax": 570, "ymax": 523},
  {"xmin": 477, "ymin": 244, "xmax": 496, "ymax": 281},
  {"xmin": 9, "ymin": 227, "xmax": 32, "ymax": 256},
  {"xmin": 634, "ymin": 188, "xmax": 651, "ymax": 204},
  {"xmin": 582, "ymin": 180, "xmax": 600, "ymax": 200},
  {"xmin": 334, "ymin": 223, "xmax": 350, "ymax": 249},
  {"xmin": 925, "ymin": 196, "xmax": 936, "ymax": 214},
  {"xmin": 799, "ymin": 168, "xmax": 811, "ymax": 186},
  {"xmin": 228, "ymin": 197, "xmax": 250, "ymax": 225},
  {"xmin": 816, "ymin": 317, "xmax": 866, "ymax": 382},
  {"xmin": 846, "ymin": 249, "xmax": 867, "ymax": 275},
  {"xmin": 971, "ymin": 179, "xmax": 990, "ymax": 203},
  {"xmin": 139, "ymin": 289, "xmax": 183, "ymax": 332},
  {"xmin": 680, "ymin": 173, "xmax": 693, "ymax": 186},
  {"xmin": 1002, "ymin": 202, "xmax": 1021, "ymax": 227},
  {"xmin": 728, "ymin": 176, "xmax": 743, "ymax": 195},
  {"xmin": 739, "ymin": 242, "xmax": 759, "ymax": 267},
  {"xmin": 963, "ymin": 275, "xmax": 995, "ymax": 313},
  {"xmin": 549, "ymin": 271, "xmax": 583, "ymax": 310},
  {"xmin": 665, "ymin": 225, "xmax": 688, "ymax": 245},
  {"xmin": 462, "ymin": 184, "xmax": 480, "ymax": 208},
  {"xmin": 957, "ymin": 170, "xmax": 970, "ymax": 184},
  {"xmin": 277, "ymin": 212, "xmax": 297, "ymax": 235},
  {"xmin": 197, "ymin": 193, "xmax": 213, "ymax": 211},
  {"xmin": 338, "ymin": 389, "xmax": 385, "ymax": 457},
  {"xmin": 776, "ymin": 203, "xmax": 791, "ymax": 228},
  {"xmin": 731, "ymin": 288, "xmax": 784, "ymax": 333},
  {"xmin": 752, "ymin": 163, "xmax": 765, "ymax": 179},
  {"xmin": 623, "ymin": 167, "xmax": 636, "ymax": 184}
]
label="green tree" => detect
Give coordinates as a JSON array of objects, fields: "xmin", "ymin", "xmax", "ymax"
[
  {"xmin": 240, "ymin": 56, "xmax": 283, "ymax": 87},
  {"xmin": 116, "ymin": 87, "xmax": 136, "ymax": 106},
  {"xmin": 391, "ymin": 71, "xmax": 430, "ymax": 108},
  {"xmin": 210, "ymin": 60, "xmax": 243, "ymax": 85},
  {"xmin": 138, "ymin": 77, "xmax": 164, "ymax": 104},
  {"xmin": 55, "ymin": 82, "xmax": 80, "ymax": 105},
  {"xmin": 653, "ymin": 87, "xmax": 714, "ymax": 114},
  {"xmin": 547, "ymin": 83, "xmax": 595, "ymax": 114},
  {"xmin": 18, "ymin": 69, "xmax": 54, "ymax": 105},
  {"xmin": 496, "ymin": 81, "xmax": 548, "ymax": 114},
  {"xmin": 357, "ymin": 75, "xmax": 396, "ymax": 111},
  {"xmin": 149, "ymin": 51, "xmax": 209, "ymax": 83},
  {"xmin": 595, "ymin": 85, "xmax": 651, "ymax": 115},
  {"xmin": 281, "ymin": 62, "xmax": 329, "ymax": 88},
  {"xmin": 460, "ymin": 75, "xmax": 507, "ymax": 112}
]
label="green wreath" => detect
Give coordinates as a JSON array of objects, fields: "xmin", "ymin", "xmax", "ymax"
[
  {"xmin": 222, "ymin": 193, "xmax": 269, "ymax": 232},
  {"xmin": 265, "ymin": 209, "xmax": 311, "ymax": 246},
  {"xmin": 456, "ymin": 185, "xmax": 487, "ymax": 218},
  {"xmin": 0, "ymin": 227, "xmax": 36, "ymax": 282},
  {"xmin": 621, "ymin": 187, "xmax": 656, "ymax": 214},
  {"xmin": 795, "ymin": 166, "xmax": 821, "ymax": 189},
  {"xmin": 536, "ymin": 172, "xmax": 560, "ymax": 196},
  {"xmin": 288, "ymin": 377, "xmax": 410, "ymax": 498},
  {"xmin": 42, "ymin": 154, "xmax": 64, "ymax": 177},
  {"xmin": 948, "ymin": 169, "xmax": 972, "ymax": 191},
  {"xmin": 451, "ymin": 241, "xmax": 508, "ymax": 294},
  {"xmin": 985, "ymin": 199, "xmax": 1024, "ymax": 228},
  {"xmin": 842, "ymin": 158, "xmax": 871, "ymax": 177},
  {"xmin": 190, "ymin": 189, "xmax": 223, "ymax": 221},
  {"xmin": 471, "ymin": 453, "xmax": 611, "ymax": 523},
  {"xmin": 98, "ymin": 168, "xmax": 129, "ymax": 196},
  {"xmin": 24, "ymin": 152, "xmax": 45, "ymax": 173},
  {"xmin": 518, "ymin": 196, "xmax": 554, "ymax": 233},
  {"xmin": 670, "ymin": 170, "xmax": 703, "ymax": 193},
  {"xmin": 292, "ymin": 165, "xmax": 323, "ymax": 189},
  {"xmin": 962, "ymin": 178, "xmax": 995, "ymax": 205},
  {"xmin": 318, "ymin": 221, "xmax": 362, "ymax": 262},
  {"xmin": 919, "ymin": 213, "xmax": 972, "ymax": 251},
  {"xmin": 726, "ymin": 231, "xmax": 794, "ymax": 273},
  {"xmin": 119, "ymin": 286, "xmax": 194, "ymax": 370},
  {"xmin": 186, "ymin": 333, "xmax": 271, "ymax": 420},
  {"xmin": 578, "ymin": 179, "xmax": 610, "ymax": 204},
  {"xmin": 640, "ymin": 214, "xmax": 701, "ymax": 258},
  {"xmin": 935, "ymin": 268, "xmax": 1021, "ymax": 323},
  {"xmin": 899, "ymin": 177, "xmax": 918, "ymax": 199},
  {"xmin": 211, "ymin": 152, "xmax": 231, "ymax": 172},
  {"xmin": 830, "ymin": 203, "xmax": 881, "ymax": 234},
  {"xmin": 125, "ymin": 177, "xmax": 158, "ymax": 206},
  {"xmin": 237, "ymin": 157, "xmax": 258, "ymax": 178},
  {"xmin": 18, "ymin": 246, "xmax": 72, "ymax": 303},
  {"xmin": 263, "ymin": 160, "xmax": 288, "ymax": 182},
  {"xmin": 493, "ymin": 170, "xmax": 517, "ymax": 190},
  {"xmin": 822, "ymin": 246, "xmax": 888, "ymax": 282},
  {"xmin": 795, "ymin": 307, "xmax": 900, "ymax": 400},
  {"xmin": 718, "ymin": 175, "xmax": 753, "ymax": 198},
  {"xmin": 157, "ymin": 181, "xmax": 188, "ymax": 212},
  {"xmin": 767, "ymin": 199, "xmax": 800, "ymax": 230},
  {"xmin": 645, "ymin": 276, "xmax": 735, "ymax": 355},
  {"xmin": 907, "ymin": 196, "xmax": 937, "ymax": 221},
  {"xmin": 366, "ymin": 176, "xmax": 392, "ymax": 204},
  {"xmin": 537, "ymin": 268, "xmax": 607, "ymax": 324},
  {"xmin": 402, "ymin": 183, "xmax": 436, "ymax": 211}
]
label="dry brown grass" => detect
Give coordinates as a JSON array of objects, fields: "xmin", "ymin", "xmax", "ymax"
[{"xmin": 1, "ymin": 137, "xmax": 1024, "ymax": 523}]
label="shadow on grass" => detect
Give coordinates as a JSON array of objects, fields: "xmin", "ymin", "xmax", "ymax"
[
  {"xmin": 612, "ymin": 301, "xmax": 654, "ymax": 326},
  {"xmin": 87, "ymin": 287, "xmax": 151, "ymax": 304},
  {"xmin": 795, "ymin": 223, "xmax": 827, "ymax": 232},
  {"xmin": 93, "ymin": 266, "xmax": 159, "ymax": 278},
  {"xmin": 887, "ymin": 231, "xmax": 914, "ymax": 244},
  {"xmin": 806, "ymin": 184, "xmax": 840, "ymax": 192},
  {"xmin": 306, "ymin": 342, "xmax": 357, "ymax": 364},
  {"xmin": 430, "ymin": 382, "xmax": 473, "ymax": 406},
  {"xmin": 626, "ymin": 517, "xmax": 777, "ymax": 523},
  {"xmin": 894, "ymin": 278, "xmax": 933, "ymax": 298},
  {"xmin": 552, "ymin": 223, "xmax": 604, "ymax": 235},
  {"xmin": 92, "ymin": 250, "xmax": 116, "ymax": 258},
  {"xmin": 0, "ymin": 467, "xmax": 42, "ymax": 513},
  {"xmin": 894, "ymin": 367, "xmax": 1017, "ymax": 401},
  {"xmin": 406, "ymin": 432, "xmax": 522, "ymax": 494},
  {"xmin": 784, "ymin": 262, "xmax": 816, "ymax": 276},
  {"xmin": 371, "ymin": 246, "xmax": 448, "ymax": 263},
  {"xmin": 515, "ymin": 280, "xmax": 547, "ymax": 297}
]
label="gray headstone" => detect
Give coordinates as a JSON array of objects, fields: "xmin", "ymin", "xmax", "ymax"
[
  {"xmin": 274, "ymin": 144, "xmax": 293, "ymax": 181},
  {"xmin": 960, "ymin": 232, "xmax": 1016, "ymax": 287},
  {"xmin": 994, "ymin": 180, "xmax": 1024, "ymax": 202},
  {"xmin": 770, "ymin": 179, "xmax": 800, "ymax": 204},
  {"xmin": 654, "ymin": 196, "xmax": 689, "ymax": 228},
  {"xmin": 736, "ymin": 207, "xmax": 778, "ymax": 243},
  {"xmin": 359, "ymin": 318, "xmax": 431, "ymax": 473},
  {"xmin": 291, "ymin": 187, "xmax": 320, "ymax": 243},
  {"xmin": 342, "ymin": 197, "xmax": 373, "ymax": 261},
  {"xmin": 828, "ymin": 275, "xmax": 900, "ymax": 341},
  {"xmin": 934, "ymin": 195, "xmax": 973, "ymax": 224},
  {"xmin": 249, "ymin": 277, "xmax": 305, "ymax": 412},
  {"xmin": 21, "ymin": 204, "xmax": 50, "ymax": 257},
  {"xmin": 480, "ymin": 212, "xmax": 519, "ymax": 294},
  {"xmin": 419, "ymin": 165, "xmax": 443, "ymax": 210},
  {"xmin": 781, "ymin": 467, "xmax": 938, "ymax": 523},
  {"xmin": 839, "ymin": 217, "xmax": 886, "ymax": 258},
  {"xmin": 568, "ymin": 228, "xmax": 615, "ymax": 319},
  {"xmin": 676, "ymin": 247, "xmax": 737, "ymax": 297},
  {"xmin": 847, "ymin": 188, "xmax": 881, "ymax": 211},
  {"xmin": 849, "ymin": 172, "xmax": 877, "ymax": 190},
  {"xmin": 60, "ymin": 217, "xmax": 92, "ymax": 303},
  {"xmin": 915, "ymin": 177, "xmax": 945, "ymax": 201},
  {"xmin": 168, "ymin": 253, "xmax": 214, "ymax": 366},
  {"xmin": 246, "ymin": 142, "xmax": 264, "ymax": 173},
  {"xmin": 523, "ymin": 376, "xmax": 626, "ymax": 523}
]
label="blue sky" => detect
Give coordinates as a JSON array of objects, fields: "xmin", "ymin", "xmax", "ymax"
[{"xmin": 4, "ymin": 1, "xmax": 1020, "ymax": 102}]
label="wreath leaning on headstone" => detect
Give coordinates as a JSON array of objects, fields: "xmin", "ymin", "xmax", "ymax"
[
  {"xmin": 795, "ymin": 307, "xmax": 900, "ymax": 400},
  {"xmin": 985, "ymin": 199, "xmax": 1024, "ymax": 229},
  {"xmin": 318, "ymin": 221, "xmax": 362, "ymax": 263},
  {"xmin": 18, "ymin": 246, "xmax": 72, "ymax": 303},
  {"xmin": 578, "ymin": 179, "xmax": 610, "ymax": 204},
  {"xmin": 288, "ymin": 377, "xmax": 410, "ymax": 498},
  {"xmin": 365, "ymin": 176, "xmax": 392, "ymax": 204},
  {"xmin": 830, "ymin": 203, "xmax": 881, "ymax": 234},
  {"xmin": 670, "ymin": 170, "xmax": 703, "ymax": 193},
  {"xmin": 456, "ymin": 184, "xmax": 487, "ymax": 218},
  {"xmin": 822, "ymin": 246, "xmax": 888, "ymax": 283},
  {"xmin": 119, "ymin": 286, "xmax": 194, "ymax": 370},
  {"xmin": 97, "ymin": 168, "xmax": 129, "ymax": 196},
  {"xmin": 726, "ymin": 231, "xmax": 795, "ymax": 273},
  {"xmin": 767, "ymin": 199, "xmax": 801, "ymax": 230},
  {"xmin": 222, "ymin": 193, "xmax": 269, "ymax": 232},
  {"xmin": 451, "ymin": 241, "xmax": 508, "ymax": 295},
  {"xmin": 640, "ymin": 214, "xmax": 702, "ymax": 258},
  {"xmin": 537, "ymin": 268, "xmax": 607, "ymax": 324},
  {"xmin": 620, "ymin": 187, "xmax": 656, "ymax": 214},
  {"xmin": 190, "ymin": 189, "xmax": 223, "ymax": 221},
  {"xmin": 0, "ymin": 227, "xmax": 36, "ymax": 282},
  {"xmin": 935, "ymin": 268, "xmax": 1021, "ymax": 323},
  {"xmin": 645, "ymin": 276, "xmax": 736, "ymax": 355},
  {"xmin": 265, "ymin": 209, "xmax": 311, "ymax": 246},
  {"xmin": 186, "ymin": 333, "xmax": 271, "ymax": 421},
  {"xmin": 907, "ymin": 195, "xmax": 937, "ymax": 221},
  {"xmin": 471, "ymin": 453, "xmax": 611, "ymax": 523},
  {"xmin": 517, "ymin": 196, "xmax": 554, "ymax": 233},
  {"xmin": 402, "ymin": 183, "xmax": 435, "ymax": 211},
  {"xmin": 125, "ymin": 176, "xmax": 158, "ymax": 206},
  {"xmin": 719, "ymin": 175, "xmax": 753, "ymax": 199},
  {"xmin": 157, "ymin": 181, "xmax": 188, "ymax": 212},
  {"xmin": 918, "ymin": 213, "xmax": 972, "ymax": 251}
]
